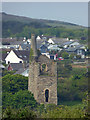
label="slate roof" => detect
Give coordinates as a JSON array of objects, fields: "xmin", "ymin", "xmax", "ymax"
[
  {"xmin": 66, "ymin": 45, "xmax": 85, "ymax": 52},
  {"xmin": 14, "ymin": 67, "xmax": 29, "ymax": 76},
  {"xmin": 65, "ymin": 47, "xmax": 77, "ymax": 52},
  {"xmin": 1, "ymin": 52, "xmax": 8, "ymax": 61},
  {"xmin": 40, "ymin": 44, "xmax": 48, "ymax": 49},
  {"xmin": 20, "ymin": 43, "xmax": 31, "ymax": 50},
  {"xmin": 62, "ymin": 41, "xmax": 73, "ymax": 46},
  {"xmin": 0, "ymin": 49, "xmax": 13, "ymax": 61},
  {"xmin": 37, "ymin": 41, "xmax": 43, "ymax": 49},
  {"xmin": 7, "ymin": 63, "xmax": 24, "ymax": 71},
  {"xmin": 13, "ymin": 50, "xmax": 30, "ymax": 62},
  {"xmin": 10, "ymin": 41, "xmax": 24, "ymax": 45},
  {"xmin": 0, "ymin": 64, "xmax": 5, "ymax": 69},
  {"xmin": 52, "ymin": 38, "xmax": 68, "ymax": 44}
]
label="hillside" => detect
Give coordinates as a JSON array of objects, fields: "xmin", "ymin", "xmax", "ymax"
[
  {"xmin": 0, "ymin": 12, "xmax": 88, "ymax": 43},
  {"xmin": 1, "ymin": 12, "xmax": 85, "ymax": 29}
]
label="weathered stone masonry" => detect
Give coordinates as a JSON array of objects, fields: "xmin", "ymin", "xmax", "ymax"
[{"xmin": 28, "ymin": 34, "xmax": 57, "ymax": 105}]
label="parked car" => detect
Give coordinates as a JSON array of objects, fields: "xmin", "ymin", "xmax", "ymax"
[{"xmin": 58, "ymin": 57, "xmax": 64, "ymax": 60}]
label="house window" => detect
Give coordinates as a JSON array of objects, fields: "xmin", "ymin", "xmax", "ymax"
[{"xmin": 45, "ymin": 89, "xmax": 49, "ymax": 102}]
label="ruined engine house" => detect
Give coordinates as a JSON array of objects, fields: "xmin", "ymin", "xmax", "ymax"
[{"xmin": 28, "ymin": 34, "xmax": 57, "ymax": 105}]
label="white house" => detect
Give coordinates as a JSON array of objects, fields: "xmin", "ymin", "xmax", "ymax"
[
  {"xmin": 5, "ymin": 50, "xmax": 23, "ymax": 64},
  {"xmin": 48, "ymin": 38, "xmax": 55, "ymax": 44},
  {"xmin": 36, "ymin": 36, "xmax": 41, "ymax": 40},
  {"xmin": 5, "ymin": 50, "xmax": 30, "ymax": 64}
]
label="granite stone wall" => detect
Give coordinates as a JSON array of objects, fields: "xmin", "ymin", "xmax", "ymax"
[{"xmin": 28, "ymin": 55, "xmax": 57, "ymax": 105}]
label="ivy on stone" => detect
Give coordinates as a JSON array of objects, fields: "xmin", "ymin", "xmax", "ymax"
[{"xmin": 29, "ymin": 48, "xmax": 34, "ymax": 63}]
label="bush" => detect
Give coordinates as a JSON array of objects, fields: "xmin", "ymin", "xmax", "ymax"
[
  {"xmin": 2, "ymin": 74, "xmax": 28, "ymax": 93},
  {"xmin": 2, "ymin": 90, "xmax": 37, "ymax": 109},
  {"xmin": 2, "ymin": 107, "xmax": 37, "ymax": 119}
]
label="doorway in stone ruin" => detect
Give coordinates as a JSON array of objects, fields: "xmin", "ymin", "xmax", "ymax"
[{"xmin": 45, "ymin": 89, "xmax": 49, "ymax": 102}]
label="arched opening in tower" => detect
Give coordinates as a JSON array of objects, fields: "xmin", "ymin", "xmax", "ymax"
[{"xmin": 45, "ymin": 89, "xmax": 49, "ymax": 102}]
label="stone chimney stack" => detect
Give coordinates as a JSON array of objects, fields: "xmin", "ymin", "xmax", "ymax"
[{"xmin": 31, "ymin": 34, "xmax": 37, "ymax": 57}]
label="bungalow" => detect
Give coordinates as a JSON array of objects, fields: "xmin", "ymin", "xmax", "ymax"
[{"xmin": 5, "ymin": 50, "xmax": 30, "ymax": 64}]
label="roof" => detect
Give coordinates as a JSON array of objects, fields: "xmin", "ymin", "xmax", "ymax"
[
  {"xmin": 13, "ymin": 50, "xmax": 30, "ymax": 62},
  {"xmin": 37, "ymin": 41, "xmax": 44, "ymax": 49},
  {"xmin": 14, "ymin": 67, "xmax": 29, "ymax": 76},
  {"xmin": 7, "ymin": 63, "xmax": 24, "ymax": 71},
  {"xmin": 62, "ymin": 41, "xmax": 73, "ymax": 46},
  {"xmin": 66, "ymin": 45, "xmax": 85, "ymax": 52},
  {"xmin": 20, "ymin": 43, "xmax": 31, "ymax": 50},
  {"xmin": 10, "ymin": 41, "xmax": 24, "ymax": 45},
  {"xmin": 69, "ymin": 42, "xmax": 80, "ymax": 46},
  {"xmin": 52, "ymin": 38, "xmax": 69, "ymax": 44},
  {"xmin": 48, "ymin": 44, "xmax": 60, "ymax": 50},
  {"xmin": 0, "ymin": 64, "xmax": 5, "ymax": 69},
  {"xmin": 40, "ymin": 44, "xmax": 48, "ymax": 49},
  {"xmin": 1, "ymin": 52, "xmax": 8, "ymax": 61},
  {"xmin": 65, "ymin": 47, "xmax": 76, "ymax": 52}
]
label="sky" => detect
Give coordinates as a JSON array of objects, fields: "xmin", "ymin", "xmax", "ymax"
[{"xmin": 1, "ymin": 2, "xmax": 88, "ymax": 27}]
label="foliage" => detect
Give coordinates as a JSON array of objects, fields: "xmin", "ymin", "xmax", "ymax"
[
  {"xmin": 2, "ymin": 69, "xmax": 15, "ymax": 77},
  {"xmin": 2, "ymin": 66, "xmax": 88, "ymax": 119},
  {"xmin": 61, "ymin": 51, "xmax": 69, "ymax": 59},
  {"xmin": 57, "ymin": 66, "xmax": 88, "ymax": 102},
  {"xmin": 40, "ymin": 104, "xmax": 85, "ymax": 118},
  {"xmin": 29, "ymin": 48, "xmax": 34, "ymax": 63},
  {"xmin": 2, "ymin": 74, "xmax": 28, "ymax": 93},
  {"xmin": 2, "ymin": 19, "xmax": 88, "ymax": 44},
  {"xmin": 2, "ymin": 106, "xmax": 37, "ymax": 119},
  {"xmin": 69, "ymin": 53, "xmax": 75, "ymax": 59},
  {"xmin": 76, "ymin": 55, "xmax": 81, "ymax": 59},
  {"xmin": 57, "ymin": 61, "xmax": 72, "ymax": 78},
  {"xmin": 3, "ymin": 90, "xmax": 37, "ymax": 109},
  {"xmin": 2, "ymin": 74, "xmax": 37, "ymax": 109}
]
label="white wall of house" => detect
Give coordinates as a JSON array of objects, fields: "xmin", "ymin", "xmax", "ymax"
[
  {"xmin": 5, "ymin": 50, "xmax": 23, "ymax": 64},
  {"xmin": 36, "ymin": 36, "xmax": 41, "ymax": 40},
  {"xmin": 48, "ymin": 38, "xmax": 54, "ymax": 44}
]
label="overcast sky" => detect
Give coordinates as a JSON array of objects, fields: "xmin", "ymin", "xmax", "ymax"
[{"xmin": 2, "ymin": 2, "xmax": 88, "ymax": 27}]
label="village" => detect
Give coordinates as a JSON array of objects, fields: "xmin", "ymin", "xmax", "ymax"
[{"xmin": 0, "ymin": 35, "xmax": 88, "ymax": 78}]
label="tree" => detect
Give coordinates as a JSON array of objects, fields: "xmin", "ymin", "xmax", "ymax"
[
  {"xmin": 69, "ymin": 53, "xmax": 75, "ymax": 59},
  {"xmin": 61, "ymin": 51, "xmax": 69, "ymax": 59},
  {"xmin": 3, "ymin": 90, "xmax": 37, "ymax": 109},
  {"xmin": 2, "ymin": 74, "xmax": 28, "ymax": 93}
]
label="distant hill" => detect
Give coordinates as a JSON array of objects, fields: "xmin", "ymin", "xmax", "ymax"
[
  {"xmin": 0, "ymin": 12, "xmax": 87, "ymax": 43},
  {"xmin": 1, "ymin": 12, "xmax": 85, "ymax": 29}
]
